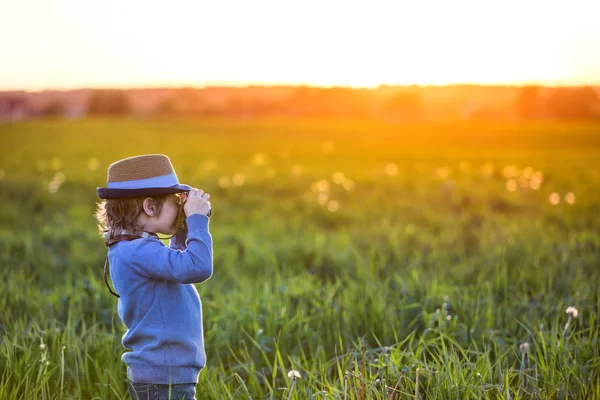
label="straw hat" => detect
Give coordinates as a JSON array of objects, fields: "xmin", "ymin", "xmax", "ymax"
[{"xmin": 97, "ymin": 154, "xmax": 191, "ymax": 199}]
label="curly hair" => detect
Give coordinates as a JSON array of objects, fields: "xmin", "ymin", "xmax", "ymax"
[{"xmin": 95, "ymin": 196, "xmax": 168, "ymax": 239}]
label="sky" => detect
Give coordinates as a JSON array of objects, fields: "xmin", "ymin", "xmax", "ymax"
[{"xmin": 1, "ymin": 0, "xmax": 599, "ymax": 91}]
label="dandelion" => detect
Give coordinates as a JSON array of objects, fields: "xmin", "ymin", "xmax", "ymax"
[
  {"xmin": 54, "ymin": 172, "xmax": 66, "ymax": 184},
  {"xmin": 566, "ymin": 306, "xmax": 579, "ymax": 318},
  {"xmin": 317, "ymin": 193, "xmax": 329, "ymax": 206},
  {"xmin": 287, "ymin": 370, "xmax": 301, "ymax": 400},
  {"xmin": 530, "ymin": 171, "xmax": 543, "ymax": 190},
  {"xmin": 287, "ymin": 370, "xmax": 301, "ymax": 379},
  {"xmin": 481, "ymin": 163, "xmax": 494, "ymax": 177},
  {"xmin": 563, "ymin": 306, "xmax": 579, "ymax": 337},
  {"xmin": 332, "ymin": 172, "xmax": 346, "ymax": 185},
  {"xmin": 565, "ymin": 192, "xmax": 576, "ymax": 205},
  {"xmin": 342, "ymin": 179, "xmax": 355, "ymax": 192},
  {"xmin": 549, "ymin": 192, "xmax": 560, "ymax": 205},
  {"xmin": 518, "ymin": 177, "xmax": 529, "ymax": 188},
  {"xmin": 529, "ymin": 179, "xmax": 541, "ymax": 190},
  {"xmin": 519, "ymin": 342, "xmax": 529, "ymax": 379},
  {"xmin": 503, "ymin": 165, "xmax": 519, "ymax": 179},
  {"xmin": 48, "ymin": 181, "xmax": 60, "ymax": 193},
  {"xmin": 312, "ymin": 180, "xmax": 330, "ymax": 193},
  {"xmin": 435, "ymin": 167, "xmax": 450, "ymax": 180},
  {"xmin": 326, "ymin": 200, "xmax": 339, "ymax": 212},
  {"xmin": 519, "ymin": 342, "xmax": 529, "ymax": 352},
  {"xmin": 506, "ymin": 179, "xmax": 518, "ymax": 192},
  {"xmin": 48, "ymin": 172, "xmax": 66, "ymax": 194}
]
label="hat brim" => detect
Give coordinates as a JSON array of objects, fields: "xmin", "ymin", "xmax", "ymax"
[{"xmin": 97, "ymin": 184, "xmax": 192, "ymax": 199}]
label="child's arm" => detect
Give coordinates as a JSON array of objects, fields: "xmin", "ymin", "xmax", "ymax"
[
  {"xmin": 169, "ymin": 227, "xmax": 188, "ymax": 250},
  {"xmin": 126, "ymin": 214, "xmax": 213, "ymax": 284}
]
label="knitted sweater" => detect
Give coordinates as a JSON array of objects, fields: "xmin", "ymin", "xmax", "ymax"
[{"xmin": 108, "ymin": 214, "xmax": 213, "ymax": 384}]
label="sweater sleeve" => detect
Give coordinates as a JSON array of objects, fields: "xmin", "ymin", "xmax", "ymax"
[
  {"xmin": 126, "ymin": 214, "xmax": 213, "ymax": 284},
  {"xmin": 169, "ymin": 227, "xmax": 188, "ymax": 250}
]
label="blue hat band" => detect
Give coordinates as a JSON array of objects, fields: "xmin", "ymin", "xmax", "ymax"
[{"xmin": 107, "ymin": 173, "xmax": 180, "ymax": 189}]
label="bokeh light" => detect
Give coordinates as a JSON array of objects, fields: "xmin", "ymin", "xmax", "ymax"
[
  {"xmin": 251, "ymin": 153, "xmax": 267, "ymax": 166},
  {"xmin": 232, "ymin": 173, "xmax": 245, "ymax": 186},
  {"xmin": 384, "ymin": 163, "xmax": 398, "ymax": 177},
  {"xmin": 506, "ymin": 179, "xmax": 518, "ymax": 192},
  {"xmin": 326, "ymin": 200, "xmax": 340, "ymax": 212},
  {"xmin": 217, "ymin": 176, "xmax": 231, "ymax": 188},
  {"xmin": 565, "ymin": 192, "xmax": 576, "ymax": 204}
]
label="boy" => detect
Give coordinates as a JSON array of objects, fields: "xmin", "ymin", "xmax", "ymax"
[{"xmin": 95, "ymin": 154, "xmax": 213, "ymax": 400}]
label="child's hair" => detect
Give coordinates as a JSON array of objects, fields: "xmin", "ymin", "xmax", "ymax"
[{"xmin": 95, "ymin": 196, "xmax": 168, "ymax": 238}]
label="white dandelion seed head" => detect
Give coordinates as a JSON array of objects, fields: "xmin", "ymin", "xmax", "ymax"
[
  {"xmin": 566, "ymin": 306, "xmax": 579, "ymax": 318},
  {"xmin": 288, "ymin": 370, "xmax": 301, "ymax": 379}
]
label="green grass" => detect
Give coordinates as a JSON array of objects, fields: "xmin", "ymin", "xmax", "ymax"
[{"xmin": 0, "ymin": 117, "xmax": 599, "ymax": 399}]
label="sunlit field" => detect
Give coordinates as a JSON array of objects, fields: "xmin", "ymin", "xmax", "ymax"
[{"xmin": 0, "ymin": 118, "xmax": 599, "ymax": 399}]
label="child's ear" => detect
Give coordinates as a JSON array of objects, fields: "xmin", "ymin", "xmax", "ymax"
[{"xmin": 143, "ymin": 198, "xmax": 156, "ymax": 217}]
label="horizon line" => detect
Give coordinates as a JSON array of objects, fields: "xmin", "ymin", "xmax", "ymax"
[{"xmin": 3, "ymin": 80, "xmax": 600, "ymax": 93}]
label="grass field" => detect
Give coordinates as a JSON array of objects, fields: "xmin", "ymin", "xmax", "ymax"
[{"xmin": 0, "ymin": 117, "xmax": 599, "ymax": 399}]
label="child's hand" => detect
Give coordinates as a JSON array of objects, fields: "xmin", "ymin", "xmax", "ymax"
[{"xmin": 184, "ymin": 188, "xmax": 211, "ymax": 217}]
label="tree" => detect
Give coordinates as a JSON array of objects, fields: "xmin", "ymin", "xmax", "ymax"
[
  {"xmin": 515, "ymin": 86, "xmax": 541, "ymax": 120},
  {"xmin": 40, "ymin": 98, "xmax": 66, "ymax": 117},
  {"xmin": 545, "ymin": 86, "xmax": 600, "ymax": 120},
  {"xmin": 87, "ymin": 90, "xmax": 132, "ymax": 116},
  {"xmin": 383, "ymin": 92, "xmax": 424, "ymax": 121}
]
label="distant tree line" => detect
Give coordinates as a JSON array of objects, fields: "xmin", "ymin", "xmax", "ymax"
[
  {"xmin": 516, "ymin": 86, "xmax": 600, "ymax": 120},
  {"xmin": 151, "ymin": 86, "xmax": 425, "ymax": 120},
  {"xmin": 6, "ymin": 85, "xmax": 600, "ymax": 121},
  {"xmin": 87, "ymin": 90, "xmax": 132, "ymax": 116}
]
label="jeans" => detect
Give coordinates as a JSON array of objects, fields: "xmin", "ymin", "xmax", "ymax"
[{"xmin": 128, "ymin": 380, "xmax": 197, "ymax": 400}]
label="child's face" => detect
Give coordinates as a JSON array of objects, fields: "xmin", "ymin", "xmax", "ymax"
[{"xmin": 152, "ymin": 194, "xmax": 183, "ymax": 235}]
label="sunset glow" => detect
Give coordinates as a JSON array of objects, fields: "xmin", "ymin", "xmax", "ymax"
[{"xmin": 1, "ymin": 0, "xmax": 599, "ymax": 90}]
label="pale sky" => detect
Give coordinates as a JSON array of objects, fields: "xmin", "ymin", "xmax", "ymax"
[{"xmin": 1, "ymin": 0, "xmax": 599, "ymax": 91}]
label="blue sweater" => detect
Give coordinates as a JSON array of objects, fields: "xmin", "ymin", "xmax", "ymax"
[{"xmin": 108, "ymin": 214, "xmax": 213, "ymax": 384}]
